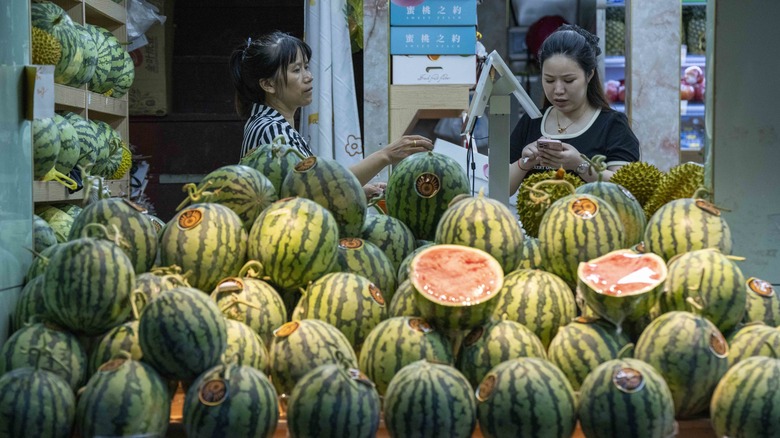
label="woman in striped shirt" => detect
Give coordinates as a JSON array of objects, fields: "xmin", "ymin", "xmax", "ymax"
[{"xmin": 229, "ymin": 31, "xmax": 433, "ymax": 197}]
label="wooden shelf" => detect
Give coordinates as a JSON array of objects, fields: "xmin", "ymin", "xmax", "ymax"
[
  {"xmin": 33, "ymin": 181, "xmax": 85, "ymax": 203},
  {"xmin": 54, "ymin": 84, "xmax": 87, "ymax": 110},
  {"xmin": 87, "ymin": 91, "xmax": 129, "ymax": 117}
]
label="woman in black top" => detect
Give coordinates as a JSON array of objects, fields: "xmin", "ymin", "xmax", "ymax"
[{"xmin": 508, "ymin": 25, "xmax": 640, "ymax": 194}]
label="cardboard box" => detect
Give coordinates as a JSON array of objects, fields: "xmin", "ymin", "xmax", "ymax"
[
  {"xmin": 392, "ymin": 55, "xmax": 476, "ymax": 85},
  {"xmin": 390, "ymin": 26, "xmax": 477, "ymax": 55},
  {"xmin": 390, "ymin": 0, "xmax": 478, "ymax": 26},
  {"xmin": 129, "ymin": 0, "xmax": 174, "ymax": 116}
]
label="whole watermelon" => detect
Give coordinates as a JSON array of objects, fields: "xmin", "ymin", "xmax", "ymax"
[
  {"xmin": 0, "ymin": 366, "xmax": 75, "ymax": 438},
  {"xmin": 239, "ymin": 138, "xmax": 302, "ymax": 196},
  {"xmin": 211, "ymin": 275, "xmax": 287, "ymax": 347},
  {"xmin": 576, "ymin": 179, "xmax": 647, "ymax": 246},
  {"xmin": 743, "ymin": 277, "xmax": 780, "ymax": 326},
  {"xmin": 360, "ymin": 211, "xmax": 417, "ymax": 272},
  {"xmin": 32, "ymin": 117, "xmax": 61, "ymax": 181},
  {"xmin": 335, "ymin": 237, "xmax": 397, "ymax": 302},
  {"xmin": 224, "ymin": 318, "xmax": 269, "ymax": 372},
  {"xmin": 88, "ymin": 320, "xmax": 143, "ymax": 376}
]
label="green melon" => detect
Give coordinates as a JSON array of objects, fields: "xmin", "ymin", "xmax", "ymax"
[
  {"xmin": 224, "ymin": 318, "xmax": 269, "ymax": 372},
  {"xmin": 32, "ymin": 214, "xmax": 58, "ymax": 253},
  {"xmin": 211, "ymin": 275, "xmax": 287, "ymax": 347},
  {"xmin": 388, "ymin": 279, "xmax": 420, "ymax": 318},
  {"xmin": 239, "ymin": 138, "xmax": 302, "ymax": 196},
  {"xmin": 0, "ymin": 365, "xmax": 75, "ymax": 438},
  {"xmin": 726, "ymin": 322, "xmax": 780, "ymax": 368},
  {"xmin": 52, "ymin": 113, "xmax": 80, "ymax": 176},
  {"xmin": 31, "ymin": 2, "xmax": 85, "ymax": 85},
  {"xmin": 743, "ymin": 277, "xmax": 780, "ymax": 326},
  {"xmin": 335, "ymin": 237, "xmax": 397, "ymax": 303},
  {"xmin": 576, "ymin": 179, "xmax": 647, "ymax": 246},
  {"xmin": 32, "ymin": 117, "xmax": 62, "ymax": 181},
  {"xmin": 361, "ymin": 211, "xmax": 417, "ymax": 272},
  {"xmin": 88, "ymin": 320, "xmax": 143, "ymax": 377},
  {"xmin": 12, "ymin": 276, "xmax": 49, "ymax": 331}
]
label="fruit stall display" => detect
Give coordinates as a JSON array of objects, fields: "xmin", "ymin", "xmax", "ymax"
[{"xmin": 4, "ymin": 132, "xmax": 779, "ymax": 438}]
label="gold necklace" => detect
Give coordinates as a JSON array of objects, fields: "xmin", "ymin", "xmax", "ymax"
[{"xmin": 556, "ymin": 110, "xmax": 578, "ymax": 134}]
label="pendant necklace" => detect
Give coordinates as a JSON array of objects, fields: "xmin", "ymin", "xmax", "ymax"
[{"xmin": 556, "ymin": 110, "xmax": 578, "ymax": 134}]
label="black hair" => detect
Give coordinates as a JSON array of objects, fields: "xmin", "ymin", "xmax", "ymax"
[
  {"xmin": 229, "ymin": 31, "xmax": 312, "ymax": 118},
  {"xmin": 538, "ymin": 24, "xmax": 612, "ymax": 111}
]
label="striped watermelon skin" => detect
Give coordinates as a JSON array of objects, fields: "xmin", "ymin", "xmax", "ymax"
[
  {"xmin": 335, "ymin": 237, "xmax": 397, "ymax": 304},
  {"xmin": 107, "ymin": 48, "xmax": 134, "ymax": 98},
  {"xmin": 68, "ymin": 198, "xmax": 159, "ymax": 274},
  {"xmin": 240, "ymin": 141, "xmax": 302, "ymax": 196},
  {"xmin": 32, "ymin": 117, "xmax": 61, "ymax": 180},
  {"xmin": 385, "ymin": 151, "xmax": 470, "ymax": 241},
  {"xmin": 287, "ymin": 364, "xmax": 381, "ymax": 438},
  {"xmin": 88, "ymin": 320, "xmax": 143, "ymax": 376},
  {"xmin": 31, "ymin": 2, "xmax": 84, "ymax": 85},
  {"xmin": 56, "ymin": 203, "xmax": 83, "ymax": 220},
  {"xmin": 87, "ymin": 25, "xmax": 125, "ymax": 94},
  {"xmin": 361, "ymin": 213, "xmax": 417, "ymax": 272},
  {"xmin": 36, "ymin": 204, "xmax": 73, "ymax": 243},
  {"xmin": 182, "ymin": 164, "xmax": 278, "ymax": 231},
  {"xmin": 388, "ymin": 279, "xmax": 420, "ymax": 318},
  {"xmin": 0, "ymin": 367, "xmax": 75, "ymax": 438},
  {"xmin": 25, "ymin": 242, "xmax": 64, "ymax": 283},
  {"xmin": 269, "ymin": 319, "xmax": 358, "ymax": 396},
  {"xmin": 578, "ymin": 358, "xmax": 676, "ymax": 438},
  {"xmin": 42, "ymin": 237, "xmax": 135, "ymax": 336},
  {"xmin": 212, "ymin": 276, "xmax": 287, "ymax": 347},
  {"xmin": 160, "ymin": 203, "xmax": 248, "ymax": 292},
  {"xmin": 52, "ymin": 113, "xmax": 80, "ymax": 175},
  {"xmin": 515, "ymin": 236, "xmax": 544, "ymax": 270},
  {"xmin": 60, "ymin": 112, "xmax": 100, "ymax": 168},
  {"xmin": 280, "ymin": 156, "xmax": 367, "ymax": 238},
  {"xmin": 0, "ymin": 321, "xmax": 87, "ymax": 391},
  {"xmin": 138, "ymin": 287, "xmax": 228, "ymax": 381},
  {"xmin": 644, "ymin": 197, "xmax": 733, "ymax": 261},
  {"xmin": 710, "ymin": 356, "xmax": 780, "ymax": 438},
  {"xmin": 661, "ymin": 248, "xmax": 746, "ymax": 334},
  {"xmin": 547, "ymin": 317, "xmax": 633, "ymax": 391},
  {"xmin": 744, "ymin": 277, "xmax": 780, "ymax": 326},
  {"xmin": 456, "ymin": 319, "xmax": 546, "ymax": 389},
  {"xmin": 224, "ymin": 318, "xmax": 270, "ymax": 372},
  {"xmin": 32, "ymin": 213, "xmax": 58, "ymax": 255},
  {"xmin": 87, "ymin": 118, "xmax": 112, "ymax": 165},
  {"xmin": 294, "ymin": 272, "xmax": 388, "ymax": 352},
  {"xmin": 66, "ymin": 22, "xmax": 98, "ymax": 87},
  {"xmin": 133, "ymin": 270, "xmax": 190, "ymax": 314},
  {"xmin": 634, "ymin": 311, "xmax": 729, "ymax": 418},
  {"xmin": 384, "ymin": 360, "xmax": 477, "ymax": 438},
  {"xmin": 76, "ymin": 358, "xmax": 170, "ymax": 438},
  {"xmin": 726, "ymin": 323, "xmax": 780, "ymax": 368},
  {"xmin": 184, "ymin": 363, "xmax": 279, "ymax": 438},
  {"xmin": 490, "ymin": 269, "xmax": 577, "ymax": 349},
  {"xmin": 538, "ymin": 194, "xmax": 625, "ymax": 287},
  {"xmin": 12, "ymin": 275, "xmax": 49, "ymax": 331},
  {"xmin": 476, "ymin": 357, "xmax": 577, "ymax": 438},
  {"xmin": 576, "ymin": 180, "xmax": 647, "ymax": 246},
  {"xmin": 358, "ymin": 316, "xmax": 454, "ymax": 395},
  {"xmin": 435, "ymin": 192, "xmax": 525, "ymax": 274},
  {"xmin": 248, "ymin": 197, "xmax": 339, "ymax": 291}
]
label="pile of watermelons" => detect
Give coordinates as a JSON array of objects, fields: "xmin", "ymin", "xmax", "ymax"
[
  {"xmin": 5, "ymin": 129, "xmax": 779, "ymax": 438},
  {"xmin": 30, "ymin": 1, "xmax": 134, "ymax": 187}
]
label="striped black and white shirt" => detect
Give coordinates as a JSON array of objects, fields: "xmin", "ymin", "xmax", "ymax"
[{"xmin": 240, "ymin": 103, "xmax": 313, "ymax": 159}]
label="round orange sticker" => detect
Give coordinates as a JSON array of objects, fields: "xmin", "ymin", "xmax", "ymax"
[
  {"xmin": 569, "ymin": 197, "xmax": 599, "ymax": 219},
  {"xmin": 368, "ymin": 284, "xmax": 385, "ymax": 306},
  {"xmin": 748, "ymin": 277, "xmax": 775, "ymax": 298},
  {"xmin": 339, "ymin": 238, "xmax": 364, "ymax": 250},
  {"xmin": 613, "ymin": 367, "xmax": 644, "ymax": 393},
  {"xmin": 178, "ymin": 208, "xmax": 203, "ymax": 230},
  {"xmin": 476, "ymin": 375, "xmax": 496, "ymax": 402},
  {"xmin": 274, "ymin": 321, "xmax": 300, "ymax": 338},
  {"xmin": 415, "ymin": 173, "xmax": 441, "ymax": 198}
]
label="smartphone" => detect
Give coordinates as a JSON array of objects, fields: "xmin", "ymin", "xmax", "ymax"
[{"xmin": 537, "ymin": 139, "xmax": 563, "ymax": 151}]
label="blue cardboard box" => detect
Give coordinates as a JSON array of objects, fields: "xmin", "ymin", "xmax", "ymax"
[
  {"xmin": 390, "ymin": 26, "xmax": 477, "ymax": 55},
  {"xmin": 390, "ymin": 0, "xmax": 478, "ymax": 26}
]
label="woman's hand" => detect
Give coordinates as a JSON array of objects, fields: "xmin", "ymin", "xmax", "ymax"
[
  {"xmin": 382, "ymin": 135, "xmax": 434, "ymax": 166},
  {"xmin": 536, "ymin": 140, "xmax": 580, "ymax": 171},
  {"xmin": 363, "ymin": 181, "xmax": 386, "ymax": 201}
]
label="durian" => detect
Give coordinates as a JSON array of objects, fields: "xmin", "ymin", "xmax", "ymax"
[
  {"xmin": 609, "ymin": 161, "xmax": 664, "ymax": 207},
  {"xmin": 515, "ymin": 169, "xmax": 584, "ymax": 238},
  {"xmin": 643, "ymin": 162, "xmax": 705, "ymax": 218},
  {"xmin": 31, "ymin": 26, "xmax": 62, "ymax": 66},
  {"xmin": 110, "ymin": 143, "xmax": 133, "ymax": 180}
]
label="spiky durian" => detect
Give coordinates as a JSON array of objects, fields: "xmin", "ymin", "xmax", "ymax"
[
  {"xmin": 32, "ymin": 26, "xmax": 62, "ymax": 66},
  {"xmin": 110, "ymin": 144, "xmax": 133, "ymax": 180},
  {"xmin": 643, "ymin": 162, "xmax": 705, "ymax": 218},
  {"xmin": 609, "ymin": 161, "xmax": 664, "ymax": 207},
  {"xmin": 515, "ymin": 169, "xmax": 584, "ymax": 238}
]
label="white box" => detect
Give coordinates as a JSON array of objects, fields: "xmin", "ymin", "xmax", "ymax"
[{"xmin": 392, "ymin": 55, "xmax": 477, "ymax": 85}]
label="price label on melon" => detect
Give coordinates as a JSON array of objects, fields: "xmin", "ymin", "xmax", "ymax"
[
  {"xmin": 178, "ymin": 208, "xmax": 204, "ymax": 230},
  {"xmin": 407, "ymin": 317, "xmax": 434, "ymax": 334},
  {"xmin": 415, "ymin": 173, "xmax": 441, "ymax": 198},
  {"xmin": 613, "ymin": 367, "xmax": 645, "ymax": 393},
  {"xmin": 368, "ymin": 284, "xmax": 385, "ymax": 306},
  {"xmin": 274, "ymin": 321, "xmax": 300, "ymax": 338},
  {"xmin": 569, "ymin": 197, "xmax": 599, "ymax": 219},
  {"xmin": 476, "ymin": 374, "xmax": 496, "ymax": 402},
  {"xmin": 198, "ymin": 379, "xmax": 229, "ymax": 406},
  {"xmin": 748, "ymin": 277, "xmax": 775, "ymax": 298}
]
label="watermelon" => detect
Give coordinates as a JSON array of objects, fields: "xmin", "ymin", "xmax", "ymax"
[
  {"xmin": 384, "ymin": 360, "xmax": 477, "ymax": 438},
  {"xmin": 55, "ymin": 203, "xmax": 83, "ymax": 220},
  {"xmin": 578, "ymin": 358, "xmax": 677, "ymax": 438},
  {"xmin": 133, "ymin": 268, "xmax": 190, "ymax": 315},
  {"xmin": 710, "ymin": 356, "xmax": 780, "ymax": 438},
  {"xmin": 397, "ymin": 242, "xmax": 435, "ymax": 285},
  {"xmin": 106, "ymin": 48, "xmax": 134, "ymax": 98},
  {"xmin": 138, "ymin": 286, "xmax": 228, "ymax": 381},
  {"xmin": 576, "ymin": 179, "xmax": 647, "ymax": 246},
  {"xmin": 32, "ymin": 214, "xmax": 58, "ymax": 253},
  {"xmin": 60, "ymin": 112, "xmax": 100, "ymax": 169},
  {"xmin": 644, "ymin": 197, "xmax": 732, "ymax": 261},
  {"xmin": 177, "ymin": 164, "xmax": 277, "ymax": 231},
  {"xmin": 744, "ymin": 277, "xmax": 780, "ymax": 326},
  {"xmin": 247, "ymin": 197, "xmax": 338, "ymax": 291},
  {"xmin": 538, "ymin": 193, "xmax": 625, "ymax": 287},
  {"xmin": 726, "ymin": 322, "xmax": 780, "ymax": 368},
  {"xmin": 0, "ymin": 366, "xmax": 75, "ymax": 438},
  {"xmin": 52, "ymin": 114, "xmax": 80, "ymax": 176},
  {"xmin": 547, "ymin": 316, "xmax": 634, "ymax": 391},
  {"xmin": 224, "ymin": 318, "xmax": 269, "ymax": 372},
  {"xmin": 411, "ymin": 244, "xmax": 504, "ymax": 331},
  {"xmin": 286, "ymin": 363, "xmax": 381, "ymax": 438},
  {"xmin": 294, "ymin": 272, "xmax": 388, "ymax": 352},
  {"xmin": 24, "ymin": 242, "xmax": 64, "ymax": 283},
  {"xmin": 87, "ymin": 24, "xmax": 126, "ymax": 94},
  {"xmin": 88, "ymin": 320, "xmax": 143, "ymax": 377},
  {"xmin": 76, "ymin": 357, "xmax": 170, "ymax": 438},
  {"xmin": 211, "ymin": 275, "xmax": 287, "ymax": 347},
  {"xmin": 577, "ymin": 249, "xmax": 668, "ymax": 332},
  {"xmin": 634, "ymin": 310, "xmax": 729, "ymax": 418},
  {"xmin": 35, "ymin": 205, "xmax": 73, "ymax": 243},
  {"xmin": 388, "ymin": 279, "xmax": 420, "ymax": 318},
  {"xmin": 360, "ymin": 211, "xmax": 417, "ymax": 272},
  {"xmin": 0, "ymin": 321, "xmax": 87, "ymax": 391},
  {"xmin": 515, "ymin": 235, "xmax": 544, "ymax": 270},
  {"xmin": 335, "ymin": 237, "xmax": 397, "ymax": 302},
  {"xmin": 184, "ymin": 362, "xmax": 279, "ymax": 438},
  {"xmin": 476, "ymin": 357, "xmax": 577, "ymax": 438},
  {"xmin": 385, "ymin": 151, "xmax": 470, "ymax": 241},
  {"xmin": 87, "ymin": 118, "xmax": 111, "ymax": 167},
  {"xmin": 31, "ymin": 2, "xmax": 85, "ymax": 85},
  {"xmin": 32, "ymin": 117, "xmax": 62, "ymax": 181},
  {"xmin": 281, "ymin": 155, "xmax": 367, "ymax": 237},
  {"xmin": 435, "ymin": 190, "xmax": 525, "ymax": 274},
  {"xmin": 66, "ymin": 22, "xmax": 98, "ymax": 87},
  {"xmin": 491, "ymin": 268, "xmax": 577, "ymax": 349},
  {"xmin": 42, "ymin": 237, "xmax": 135, "ymax": 336},
  {"xmin": 456, "ymin": 319, "xmax": 546, "ymax": 389},
  {"xmin": 660, "ymin": 248, "xmax": 746, "ymax": 334},
  {"xmin": 11, "ymin": 275, "xmax": 49, "ymax": 331},
  {"xmin": 160, "ymin": 203, "xmax": 248, "ymax": 292},
  {"xmin": 68, "ymin": 198, "xmax": 159, "ymax": 273},
  {"xmin": 269, "ymin": 319, "xmax": 358, "ymax": 396},
  {"xmin": 358, "ymin": 316, "xmax": 454, "ymax": 395},
  {"xmin": 239, "ymin": 138, "xmax": 302, "ymax": 196}
]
